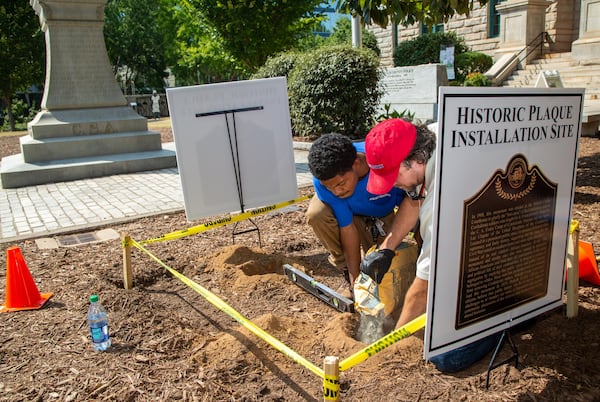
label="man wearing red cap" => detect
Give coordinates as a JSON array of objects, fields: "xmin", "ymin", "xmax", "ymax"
[
  {"xmin": 364, "ymin": 118, "xmax": 500, "ymax": 373},
  {"xmin": 306, "ymin": 133, "xmax": 420, "ymax": 298}
]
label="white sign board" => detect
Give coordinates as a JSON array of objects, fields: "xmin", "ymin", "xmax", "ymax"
[
  {"xmin": 425, "ymin": 87, "xmax": 584, "ymax": 358},
  {"xmin": 166, "ymin": 77, "xmax": 297, "ymax": 221},
  {"xmin": 535, "ymin": 70, "xmax": 564, "ymax": 88}
]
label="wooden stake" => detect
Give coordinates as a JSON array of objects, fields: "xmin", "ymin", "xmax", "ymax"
[
  {"xmin": 323, "ymin": 356, "xmax": 340, "ymax": 401},
  {"xmin": 566, "ymin": 221, "xmax": 579, "ymax": 318},
  {"xmin": 122, "ymin": 233, "xmax": 133, "ymax": 290}
]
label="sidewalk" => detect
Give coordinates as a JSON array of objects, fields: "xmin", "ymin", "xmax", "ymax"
[{"xmin": 0, "ymin": 140, "xmax": 313, "ymax": 245}]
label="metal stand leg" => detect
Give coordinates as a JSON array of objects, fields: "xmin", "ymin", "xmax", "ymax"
[
  {"xmin": 486, "ymin": 329, "xmax": 518, "ymax": 389},
  {"xmin": 232, "ymin": 218, "xmax": 262, "ymax": 247}
]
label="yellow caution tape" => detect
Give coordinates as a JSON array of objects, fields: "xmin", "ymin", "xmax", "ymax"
[
  {"xmin": 339, "ymin": 314, "xmax": 426, "ymax": 371},
  {"xmin": 570, "ymin": 219, "xmax": 580, "ymax": 234},
  {"xmin": 130, "ymin": 238, "xmax": 324, "ymax": 379},
  {"xmin": 323, "ymin": 374, "xmax": 340, "ymax": 401},
  {"xmin": 139, "ymin": 194, "xmax": 312, "ymax": 245}
]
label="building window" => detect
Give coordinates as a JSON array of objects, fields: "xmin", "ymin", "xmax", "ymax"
[
  {"xmin": 422, "ymin": 23, "xmax": 444, "ymax": 34},
  {"xmin": 489, "ymin": 0, "xmax": 505, "ymax": 38}
]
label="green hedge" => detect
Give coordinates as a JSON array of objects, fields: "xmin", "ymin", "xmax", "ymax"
[
  {"xmin": 455, "ymin": 51, "xmax": 493, "ymax": 83},
  {"xmin": 287, "ymin": 45, "xmax": 382, "ymax": 138},
  {"xmin": 394, "ymin": 32, "xmax": 494, "ymax": 85},
  {"xmin": 252, "ymin": 52, "xmax": 300, "ymax": 80},
  {"xmin": 255, "ymin": 45, "xmax": 382, "ymax": 138},
  {"xmin": 393, "ymin": 32, "xmax": 468, "ymax": 67}
]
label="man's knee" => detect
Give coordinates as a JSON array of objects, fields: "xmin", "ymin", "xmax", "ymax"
[
  {"xmin": 428, "ymin": 332, "xmax": 501, "ymax": 373},
  {"xmin": 306, "ymin": 198, "xmax": 335, "ymax": 227}
]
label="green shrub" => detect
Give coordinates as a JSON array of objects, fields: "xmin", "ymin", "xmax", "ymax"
[
  {"xmin": 393, "ymin": 32, "xmax": 468, "ymax": 67},
  {"xmin": 454, "ymin": 51, "xmax": 493, "ymax": 83},
  {"xmin": 287, "ymin": 45, "xmax": 382, "ymax": 139},
  {"xmin": 463, "ymin": 72, "xmax": 492, "ymax": 87},
  {"xmin": 0, "ymin": 98, "xmax": 39, "ymax": 131},
  {"xmin": 376, "ymin": 104, "xmax": 415, "ymax": 122},
  {"xmin": 10, "ymin": 99, "xmax": 30, "ymax": 124},
  {"xmin": 251, "ymin": 52, "xmax": 300, "ymax": 79}
]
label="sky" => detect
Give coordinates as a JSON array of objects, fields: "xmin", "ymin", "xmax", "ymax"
[{"xmin": 316, "ymin": 2, "xmax": 350, "ymax": 35}]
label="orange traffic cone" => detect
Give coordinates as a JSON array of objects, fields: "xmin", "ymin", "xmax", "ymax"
[
  {"xmin": 579, "ymin": 241, "xmax": 600, "ymax": 286},
  {"xmin": 1, "ymin": 246, "xmax": 53, "ymax": 312}
]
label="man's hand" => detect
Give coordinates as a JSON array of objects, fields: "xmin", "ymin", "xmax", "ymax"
[{"xmin": 360, "ymin": 248, "xmax": 395, "ymax": 283}]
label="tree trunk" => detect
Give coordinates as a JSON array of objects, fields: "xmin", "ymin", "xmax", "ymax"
[
  {"xmin": 0, "ymin": 95, "xmax": 16, "ymax": 132},
  {"xmin": 6, "ymin": 97, "xmax": 15, "ymax": 131}
]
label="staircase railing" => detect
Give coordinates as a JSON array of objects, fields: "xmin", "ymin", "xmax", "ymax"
[
  {"xmin": 485, "ymin": 31, "xmax": 552, "ymax": 86},
  {"xmin": 515, "ymin": 31, "xmax": 552, "ymax": 65}
]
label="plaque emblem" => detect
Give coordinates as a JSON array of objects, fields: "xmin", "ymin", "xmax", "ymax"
[{"xmin": 456, "ymin": 154, "xmax": 558, "ymax": 329}]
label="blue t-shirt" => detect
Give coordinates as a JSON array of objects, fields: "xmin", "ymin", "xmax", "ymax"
[{"xmin": 312, "ymin": 142, "xmax": 405, "ymax": 228}]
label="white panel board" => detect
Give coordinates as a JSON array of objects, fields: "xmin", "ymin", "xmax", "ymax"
[
  {"xmin": 166, "ymin": 77, "xmax": 297, "ymax": 221},
  {"xmin": 425, "ymin": 87, "xmax": 584, "ymax": 359}
]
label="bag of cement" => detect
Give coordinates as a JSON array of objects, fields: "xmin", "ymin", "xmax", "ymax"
[
  {"xmin": 353, "ymin": 272, "xmax": 385, "ymax": 317},
  {"xmin": 357, "ymin": 242, "xmax": 418, "ymax": 319}
]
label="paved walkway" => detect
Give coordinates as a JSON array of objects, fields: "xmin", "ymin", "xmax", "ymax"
[{"xmin": 0, "ymin": 143, "xmax": 313, "ymax": 244}]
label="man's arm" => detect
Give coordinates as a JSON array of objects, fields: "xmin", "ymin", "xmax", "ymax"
[
  {"xmin": 379, "ymin": 197, "xmax": 420, "ymax": 250},
  {"xmin": 360, "ymin": 197, "xmax": 420, "ymax": 282},
  {"xmin": 395, "ymin": 277, "xmax": 428, "ymax": 329},
  {"xmin": 339, "ymin": 223, "xmax": 362, "ymax": 286}
]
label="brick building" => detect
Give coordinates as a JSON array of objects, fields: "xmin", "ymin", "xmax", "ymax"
[{"xmin": 367, "ymin": 0, "xmax": 597, "ymax": 68}]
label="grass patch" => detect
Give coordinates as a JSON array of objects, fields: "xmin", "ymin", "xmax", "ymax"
[{"xmin": 0, "ymin": 130, "xmax": 25, "ymax": 137}]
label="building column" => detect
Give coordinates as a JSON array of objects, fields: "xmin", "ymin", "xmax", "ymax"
[
  {"xmin": 571, "ymin": 0, "xmax": 600, "ymax": 60},
  {"xmin": 495, "ymin": 0, "xmax": 552, "ymax": 63}
]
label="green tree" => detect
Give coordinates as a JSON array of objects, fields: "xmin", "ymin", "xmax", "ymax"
[
  {"xmin": 104, "ymin": 0, "xmax": 168, "ymax": 94},
  {"xmin": 0, "ymin": 1, "xmax": 44, "ymax": 131},
  {"xmin": 327, "ymin": 17, "xmax": 380, "ymax": 55},
  {"xmin": 335, "ymin": 0, "xmax": 489, "ymax": 28},
  {"xmin": 193, "ymin": 0, "xmax": 324, "ymax": 71},
  {"xmin": 158, "ymin": 0, "xmax": 246, "ymax": 85}
]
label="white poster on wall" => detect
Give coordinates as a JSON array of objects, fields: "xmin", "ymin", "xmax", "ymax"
[
  {"xmin": 439, "ymin": 45, "xmax": 455, "ymax": 80},
  {"xmin": 166, "ymin": 77, "xmax": 297, "ymax": 221},
  {"xmin": 425, "ymin": 87, "xmax": 584, "ymax": 359}
]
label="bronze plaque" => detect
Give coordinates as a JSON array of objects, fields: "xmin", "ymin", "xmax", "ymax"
[{"xmin": 456, "ymin": 154, "xmax": 557, "ymax": 329}]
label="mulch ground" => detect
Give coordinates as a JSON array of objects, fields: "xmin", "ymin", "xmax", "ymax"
[{"xmin": 0, "ymin": 128, "xmax": 598, "ymax": 401}]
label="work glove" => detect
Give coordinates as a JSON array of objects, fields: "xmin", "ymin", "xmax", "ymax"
[{"xmin": 360, "ymin": 248, "xmax": 395, "ymax": 284}]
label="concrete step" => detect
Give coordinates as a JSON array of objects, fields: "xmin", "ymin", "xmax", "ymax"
[
  {"xmin": 511, "ymin": 65, "xmax": 600, "ymax": 75},
  {"xmin": 526, "ymin": 60, "xmax": 574, "ymax": 70},
  {"xmin": 0, "ymin": 143, "xmax": 177, "ymax": 189},
  {"xmin": 28, "ymin": 107, "xmax": 149, "ymax": 140},
  {"xmin": 519, "ymin": 66, "xmax": 600, "ymax": 77},
  {"xmin": 19, "ymin": 130, "xmax": 162, "ymax": 163},
  {"xmin": 504, "ymin": 77, "xmax": 600, "ymax": 89}
]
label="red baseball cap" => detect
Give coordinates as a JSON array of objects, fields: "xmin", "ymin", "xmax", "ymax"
[{"xmin": 365, "ymin": 119, "xmax": 416, "ymax": 194}]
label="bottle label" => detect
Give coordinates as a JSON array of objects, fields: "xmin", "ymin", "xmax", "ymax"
[{"xmin": 90, "ymin": 324, "xmax": 109, "ymax": 343}]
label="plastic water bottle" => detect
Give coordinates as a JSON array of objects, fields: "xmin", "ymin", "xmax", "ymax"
[{"xmin": 87, "ymin": 294, "xmax": 111, "ymax": 351}]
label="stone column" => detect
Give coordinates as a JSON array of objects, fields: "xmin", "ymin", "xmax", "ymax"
[
  {"xmin": 31, "ymin": 0, "xmax": 126, "ymax": 110},
  {"xmin": 28, "ymin": 0, "xmax": 147, "ymax": 137},
  {"xmin": 496, "ymin": 0, "xmax": 552, "ymax": 63},
  {"xmin": 571, "ymin": 0, "xmax": 600, "ymax": 60}
]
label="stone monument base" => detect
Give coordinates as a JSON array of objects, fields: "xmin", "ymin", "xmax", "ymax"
[
  {"xmin": 0, "ymin": 106, "xmax": 177, "ymax": 188},
  {"xmin": 0, "ymin": 144, "xmax": 176, "ymax": 188}
]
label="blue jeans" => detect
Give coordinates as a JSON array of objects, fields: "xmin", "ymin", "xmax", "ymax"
[{"xmin": 428, "ymin": 332, "xmax": 502, "ymax": 373}]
